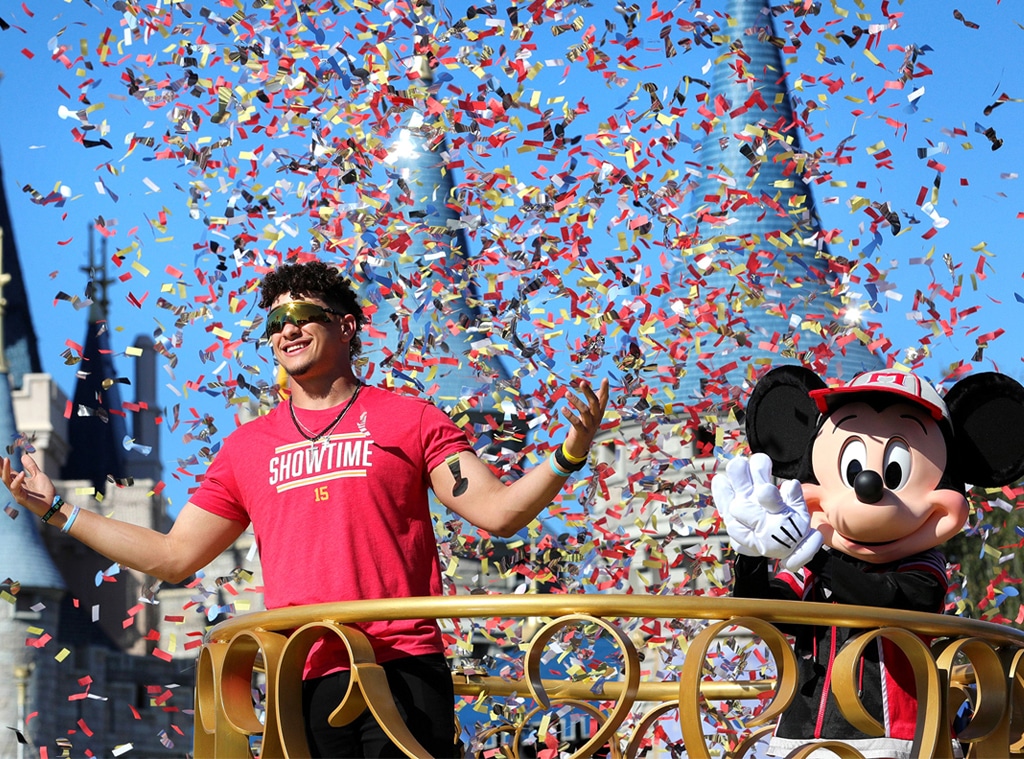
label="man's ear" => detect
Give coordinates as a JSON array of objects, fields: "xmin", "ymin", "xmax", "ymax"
[{"xmin": 339, "ymin": 314, "xmax": 357, "ymax": 340}]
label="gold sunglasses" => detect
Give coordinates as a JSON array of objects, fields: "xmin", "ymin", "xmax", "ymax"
[{"xmin": 264, "ymin": 301, "xmax": 342, "ymax": 338}]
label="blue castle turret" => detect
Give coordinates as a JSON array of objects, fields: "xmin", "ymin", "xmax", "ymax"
[
  {"xmin": 0, "ymin": 160, "xmax": 42, "ymax": 391},
  {"xmin": 0, "ymin": 215, "xmax": 66, "ymax": 756},
  {"xmin": 0, "ymin": 260, "xmax": 66, "ymax": 594},
  {"xmin": 359, "ymin": 40, "xmax": 527, "ymax": 461},
  {"xmin": 646, "ymin": 0, "xmax": 881, "ymax": 416},
  {"xmin": 592, "ymin": 0, "xmax": 883, "ymax": 596}
]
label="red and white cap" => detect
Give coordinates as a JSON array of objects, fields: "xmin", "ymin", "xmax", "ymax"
[{"xmin": 808, "ymin": 370, "xmax": 950, "ymax": 423}]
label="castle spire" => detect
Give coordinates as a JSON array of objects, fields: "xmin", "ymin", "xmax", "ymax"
[
  {"xmin": 650, "ymin": 0, "xmax": 880, "ymax": 413},
  {"xmin": 0, "ymin": 156, "xmax": 43, "ymax": 388},
  {"xmin": 364, "ymin": 8, "xmax": 515, "ymax": 413},
  {"xmin": 59, "ymin": 227, "xmax": 130, "ymax": 495}
]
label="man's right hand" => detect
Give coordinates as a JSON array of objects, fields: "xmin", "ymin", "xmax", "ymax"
[
  {"xmin": 711, "ymin": 452, "xmax": 822, "ymax": 572},
  {"xmin": 1, "ymin": 453, "xmax": 57, "ymax": 519}
]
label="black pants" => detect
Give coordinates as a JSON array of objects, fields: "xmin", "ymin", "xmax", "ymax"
[{"xmin": 302, "ymin": 653, "xmax": 459, "ymax": 758}]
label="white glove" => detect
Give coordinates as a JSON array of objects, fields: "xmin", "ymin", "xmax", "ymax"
[{"xmin": 711, "ymin": 452, "xmax": 823, "ymax": 572}]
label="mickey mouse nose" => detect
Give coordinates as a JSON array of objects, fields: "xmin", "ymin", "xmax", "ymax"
[{"xmin": 854, "ymin": 470, "xmax": 885, "ymax": 504}]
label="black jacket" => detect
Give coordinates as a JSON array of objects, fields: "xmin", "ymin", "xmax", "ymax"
[{"xmin": 732, "ymin": 547, "xmax": 948, "ymax": 755}]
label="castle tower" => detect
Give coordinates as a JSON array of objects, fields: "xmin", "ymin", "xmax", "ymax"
[
  {"xmin": 38, "ymin": 230, "xmax": 169, "ymax": 656},
  {"xmin": 58, "ymin": 234, "xmax": 131, "ymax": 496},
  {"xmin": 591, "ymin": 0, "xmax": 883, "ymax": 595},
  {"xmin": 125, "ymin": 334, "xmax": 162, "ymax": 485},
  {"xmin": 0, "ymin": 238, "xmax": 66, "ymax": 759},
  {"xmin": 360, "ymin": 22, "xmax": 530, "ymax": 476},
  {"xmin": 367, "ymin": 53, "xmax": 517, "ymax": 414},
  {"xmin": 0, "ymin": 111, "xmax": 188, "ymax": 757},
  {"xmin": 652, "ymin": 0, "xmax": 881, "ymax": 412}
]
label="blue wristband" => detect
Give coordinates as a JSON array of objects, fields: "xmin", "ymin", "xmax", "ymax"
[
  {"xmin": 548, "ymin": 452, "xmax": 571, "ymax": 478},
  {"xmin": 61, "ymin": 505, "xmax": 81, "ymax": 534}
]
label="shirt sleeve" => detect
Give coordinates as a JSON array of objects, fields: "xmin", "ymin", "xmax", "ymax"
[
  {"xmin": 419, "ymin": 401, "xmax": 473, "ymax": 472},
  {"xmin": 188, "ymin": 435, "xmax": 251, "ymax": 527}
]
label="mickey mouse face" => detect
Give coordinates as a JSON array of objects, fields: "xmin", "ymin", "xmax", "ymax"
[
  {"xmin": 800, "ymin": 400, "xmax": 968, "ymax": 565},
  {"xmin": 743, "ymin": 365, "xmax": 1024, "ymax": 567}
]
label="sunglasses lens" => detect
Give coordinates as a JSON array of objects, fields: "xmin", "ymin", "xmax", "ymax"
[{"xmin": 265, "ymin": 302, "xmax": 332, "ymax": 337}]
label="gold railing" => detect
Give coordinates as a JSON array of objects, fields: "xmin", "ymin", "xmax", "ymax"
[{"xmin": 194, "ymin": 595, "xmax": 1024, "ymax": 758}]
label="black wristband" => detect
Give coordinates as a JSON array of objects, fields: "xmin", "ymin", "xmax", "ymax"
[
  {"xmin": 41, "ymin": 495, "xmax": 64, "ymax": 523},
  {"xmin": 553, "ymin": 446, "xmax": 586, "ymax": 473}
]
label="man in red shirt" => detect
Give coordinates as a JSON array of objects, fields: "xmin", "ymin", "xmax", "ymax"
[{"xmin": 2, "ymin": 260, "xmax": 609, "ymax": 758}]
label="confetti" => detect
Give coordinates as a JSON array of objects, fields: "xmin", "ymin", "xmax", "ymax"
[{"xmin": 3, "ymin": 0, "xmax": 1024, "ymax": 753}]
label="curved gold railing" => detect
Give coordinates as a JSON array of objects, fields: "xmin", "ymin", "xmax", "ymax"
[{"xmin": 194, "ymin": 595, "xmax": 1024, "ymax": 758}]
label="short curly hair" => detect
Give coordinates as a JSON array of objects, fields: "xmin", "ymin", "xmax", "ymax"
[{"xmin": 258, "ymin": 261, "xmax": 369, "ymax": 356}]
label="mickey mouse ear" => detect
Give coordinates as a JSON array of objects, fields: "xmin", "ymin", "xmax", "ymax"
[
  {"xmin": 745, "ymin": 365, "xmax": 826, "ymax": 480},
  {"xmin": 945, "ymin": 372, "xmax": 1024, "ymax": 488}
]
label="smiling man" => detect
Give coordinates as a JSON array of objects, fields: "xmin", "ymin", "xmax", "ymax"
[{"xmin": 2, "ymin": 259, "xmax": 609, "ymax": 759}]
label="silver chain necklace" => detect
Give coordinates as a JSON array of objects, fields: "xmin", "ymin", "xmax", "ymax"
[{"xmin": 288, "ymin": 383, "xmax": 362, "ymax": 447}]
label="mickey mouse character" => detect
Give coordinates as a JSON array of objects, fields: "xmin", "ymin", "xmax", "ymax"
[{"xmin": 711, "ymin": 366, "xmax": 1024, "ymax": 758}]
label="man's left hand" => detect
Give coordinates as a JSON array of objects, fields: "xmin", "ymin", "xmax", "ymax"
[{"xmin": 561, "ymin": 377, "xmax": 610, "ymax": 460}]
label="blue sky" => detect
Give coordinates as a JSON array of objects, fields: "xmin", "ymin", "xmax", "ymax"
[{"xmin": 0, "ymin": 0, "xmax": 1023, "ymax": 517}]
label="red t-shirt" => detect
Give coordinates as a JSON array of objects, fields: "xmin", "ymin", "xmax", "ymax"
[{"xmin": 190, "ymin": 385, "xmax": 472, "ymax": 677}]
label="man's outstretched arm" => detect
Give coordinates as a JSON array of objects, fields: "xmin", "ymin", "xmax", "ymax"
[
  {"xmin": 430, "ymin": 377, "xmax": 610, "ymax": 537},
  {"xmin": 2, "ymin": 454, "xmax": 246, "ymax": 583}
]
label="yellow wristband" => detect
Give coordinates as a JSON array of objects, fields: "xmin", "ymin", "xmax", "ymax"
[{"xmin": 560, "ymin": 443, "xmax": 587, "ymax": 465}]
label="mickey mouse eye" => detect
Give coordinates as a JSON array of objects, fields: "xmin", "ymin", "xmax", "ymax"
[
  {"xmin": 883, "ymin": 439, "xmax": 912, "ymax": 490},
  {"xmin": 839, "ymin": 439, "xmax": 867, "ymax": 488}
]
